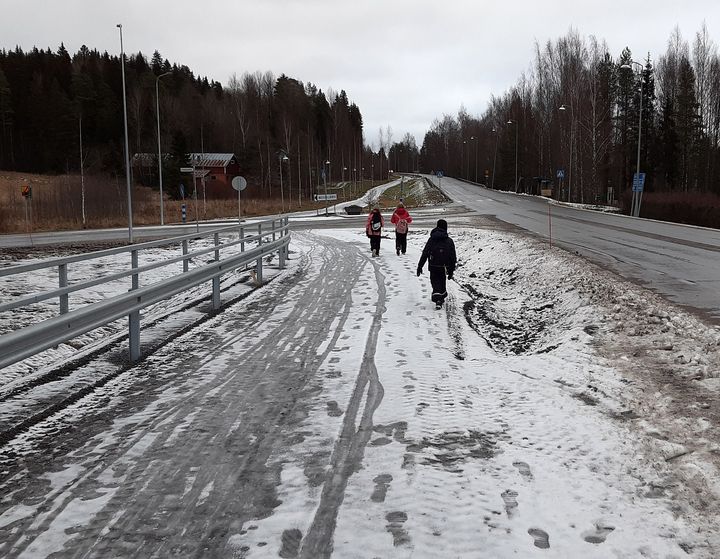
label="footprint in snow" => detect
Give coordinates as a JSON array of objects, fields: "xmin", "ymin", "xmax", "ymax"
[
  {"xmin": 528, "ymin": 528, "xmax": 550, "ymax": 549},
  {"xmin": 513, "ymin": 461, "xmax": 534, "ymax": 481},
  {"xmin": 501, "ymin": 489, "xmax": 519, "ymax": 518},
  {"xmin": 386, "ymin": 511, "xmax": 411, "ymax": 547},
  {"xmin": 279, "ymin": 528, "xmax": 302, "ymax": 558},
  {"xmin": 326, "ymin": 401, "xmax": 343, "ymax": 417},
  {"xmin": 582, "ymin": 524, "xmax": 615, "ymax": 544},
  {"xmin": 371, "ymin": 474, "xmax": 393, "ymax": 502}
]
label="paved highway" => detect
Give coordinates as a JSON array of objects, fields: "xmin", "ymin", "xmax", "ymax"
[
  {"xmin": 2, "ymin": 176, "xmax": 718, "ymax": 322},
  {"xmin": 431, "ymin": 175, "xmax": 720, "ymax": 323}
]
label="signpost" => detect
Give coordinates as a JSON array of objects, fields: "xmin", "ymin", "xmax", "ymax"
[
  {"xmin": 180, "ymin": 163, "xmax": 199, "ymax": 232},
  {"xmin": 631, "ymin": 172, "xmax": 645, "ymax": 217},
  {"xmin": 556, "ymin": 169, "xmax": 565, "ymax": 200},
  {"xmin": 314, "ymin": 193, "xmax": 337, "ymax": 201},
  {"xmin": 21, "ymin": 183, "xmax": 33, "ymax": 244},
  {"xmin": 232, "ymin": 176, "xmax": 248, "ymax": 223}
]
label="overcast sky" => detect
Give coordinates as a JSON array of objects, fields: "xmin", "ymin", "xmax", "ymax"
[{"xmin": 2, "ymin": 1, "xmax": 718, "ymax": 147}]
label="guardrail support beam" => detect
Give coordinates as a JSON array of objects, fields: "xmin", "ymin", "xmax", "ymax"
[
  {"xmin": 129, "ymin": 249, "xmax": 140, "ymax": 361},
  {"xmin": 212, "ymin": 232, "xmax": 221, "ymax": 310},
  {"xmin": 59, "ymin": 264, "xmax": 69, "ymax": 314}
]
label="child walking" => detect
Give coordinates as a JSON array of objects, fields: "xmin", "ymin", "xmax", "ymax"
[
  {"xmin": 365, "ymin": 207, "xmax": 384, "ymax": 257},
  {"xmin": 390, "ymin": 202, "xmax": 413, "ymax": 256},
  {"xmin": 417, "ymin": 219, "xmax": 457, "ymax": 309}
]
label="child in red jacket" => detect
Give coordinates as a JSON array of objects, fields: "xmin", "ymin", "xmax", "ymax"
[{"xmin": 390, "ymin": 203, "xmax": 413, "ymax": 255}]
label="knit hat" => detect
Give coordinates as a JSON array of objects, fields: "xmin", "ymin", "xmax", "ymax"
[{"xmin": 437, "ymin": 219, "xmax": 448, "ymax": 230}]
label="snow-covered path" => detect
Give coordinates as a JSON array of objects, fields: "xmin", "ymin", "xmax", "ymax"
[{"xmin": 0, "ymin": 225, "xmax": 718, "ymax": 558}]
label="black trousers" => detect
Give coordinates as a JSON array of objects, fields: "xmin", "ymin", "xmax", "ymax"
[
  {"xmin": 370, "ymin": 235, "xmax": 381, "ymax": 253},
  {"xmin": 395, "ymin": 232, "xmax": 407, "ymax": 254},
  {"xmin": 429, "ymin": 266, "xmax": 447, "ymax": 300}
]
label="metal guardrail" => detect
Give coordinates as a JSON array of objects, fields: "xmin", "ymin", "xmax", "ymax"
[{"xmin": 0, "ymin": 217, "xmax": 291, "ymax": 369}]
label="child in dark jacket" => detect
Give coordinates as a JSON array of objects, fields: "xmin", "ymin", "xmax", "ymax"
[
  {"xmin": 365, "ymin": 207, "xmax": 384, "ymax": 257},
  {"xmin": 390, "ymin": 203, "xmax": 413, "ymax": 256},
  {"xmin": 417, "ymin": 219, "xmax": 457, "ymax": 308}
]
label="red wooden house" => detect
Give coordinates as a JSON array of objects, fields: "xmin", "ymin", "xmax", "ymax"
[{"xmin": 188, "ymin": 153, "xmax": 240, "ymax": 199}]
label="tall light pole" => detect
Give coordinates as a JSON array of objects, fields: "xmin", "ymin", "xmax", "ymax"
[
  {"xmin": 507, "ymin": 120, "xmax": 518, "ymax": 192},
  {"xmin": 622, "ymin": 61, "xmax": 645, "ymax": 217},
  {"xmin": 117, "ymin": 23, "xmax": 133, "ymax": 243},
  {"xmin": 323, "ymin": 160, "xmax": 330, "ymax": 216},
  {"xmin": 279, "ymin": 151, "xmax": 288, "ymax": 214},
  {"xmin": 491, "ymin": 128, "xmax": 498, "ymax": 189},
  {"xmin": 558, "ymin": 103, "xmax": 575, "ymax": 201},
  {"xmin": 155, "ymin": 71, "xmax": 171, "ymax": 225},
  {"xmin": 470, "ymin": 136, "xmax": 478, "ymax": 182}
]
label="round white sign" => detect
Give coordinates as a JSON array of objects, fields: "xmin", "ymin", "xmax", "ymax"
[{"xmin": 232, "ymin": 176, "xmax": 248, "ymax": 191}]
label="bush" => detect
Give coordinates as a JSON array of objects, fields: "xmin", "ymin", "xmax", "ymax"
[{"xmin": 631, "ymin": 191, "xmax": 720, "ymax": 228}]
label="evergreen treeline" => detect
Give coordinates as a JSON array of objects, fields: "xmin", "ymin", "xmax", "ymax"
[
  {"xmin": 0, "ymin": 43, "xmax": 379, "ymax": 200},
  {"xmin": 419, "ymin": 26, "xmax": 720, "ymax": 212}
]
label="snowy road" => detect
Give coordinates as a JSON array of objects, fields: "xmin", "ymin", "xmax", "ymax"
[{"xmin": 1, "ymin": 223, "xmax": 719, "ymax": 557}]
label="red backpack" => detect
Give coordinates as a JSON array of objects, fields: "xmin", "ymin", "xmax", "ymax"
[{"xmin": 396, "ymin": 218, "xmax": 408, "ymax": 234}]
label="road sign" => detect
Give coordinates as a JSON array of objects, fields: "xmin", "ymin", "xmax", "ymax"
[
  {"xmin": 232, "ymin": 176, "xmax": 248, "ymax": 191},
  {"xmin": 180, "ymin": 167, "xmax": 193, "ymax": 173},
  {"xmin": 556, "ymin": 169, "xmax": 565, "ymax": 179},
  {"xmin": 436, "ymin": 170, "xmax": 444, "ymax": 178},
  {"xmin": 632, "ymin": 172, "xmax": 646, "ymax": 192},
  {"xmin": 314, "ymin": 194, "xmax": 337, "ymax": 201}
]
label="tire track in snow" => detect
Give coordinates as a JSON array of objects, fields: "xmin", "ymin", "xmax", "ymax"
[
  {"xmin": 0, "ymin": 233, "xmax": 370, "ymax": 558},
  {"xmin": 299, "ymin": 256, "xmax": 387, "ymax": 559}
]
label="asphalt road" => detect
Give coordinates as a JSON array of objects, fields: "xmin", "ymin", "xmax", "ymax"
[
  {"xmin": 2, "ymin": 176, "xmax": 718, "ymax": 322},
  {"xmin": 431, "ymin": 176, "xmax": 720, "ymax": 323}
]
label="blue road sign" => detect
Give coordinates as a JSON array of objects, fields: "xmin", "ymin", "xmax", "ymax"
[
  {"xmin": 632, "ymin": 172, "xmax": 646, "ymax": 192},
  {"xmin": 556, "ymin": 169, "xmax": 565, "ymax": 179},
  {"xmin": 437, "ymin": 170, "xmax": 444, "ymax": 178}
]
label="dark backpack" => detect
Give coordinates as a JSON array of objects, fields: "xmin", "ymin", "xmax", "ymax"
[
  {"xmin": 371, "ymin": 211, "xmax": 381, "ymax": 231},
  {"xmin": 429, "ymin": 240, "xmax": 448, "ymax": 265}
]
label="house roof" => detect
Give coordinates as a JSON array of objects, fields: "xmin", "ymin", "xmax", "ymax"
[
  {"xmin": 132, "ymin": 153, "xmax": 236, "ymax": 168},
  {"xmin": 189, "ymin": 153, "xmax": 236, "ymax": 168}
]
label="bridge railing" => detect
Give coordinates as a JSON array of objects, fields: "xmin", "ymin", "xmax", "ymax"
[{"xmin": 0, "ymin": 217, "xmax": 290, "ymax": 369}]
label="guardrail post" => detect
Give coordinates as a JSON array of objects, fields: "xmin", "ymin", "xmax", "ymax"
[
  {"xmin": 240, "ymin": 227, "xmax": 245, "ymax": 252},
  {"xmin": 212, "ymin": 232, "xmax": 221, "ymax": 310},
  {"xmin": 182, "ymin": 239, "xmax": 189, "ymax": 272},
  {"xmin": 129, "ymin": 249, "xmax": 140, "ymax": 362},
  {"xmin": 279, "ymin": 221, "xmax": 286, "ymax": 270},
  {"xmin": 59, "ymin": 263, "xmax": 69, "ymax": 314},
  {"xmin": 256, "ymin": 222, "xmax": 263, "ymax": 283},
  {"xmin": 272, "ymin": 219, "xmax": 277, "ymax": 242}
]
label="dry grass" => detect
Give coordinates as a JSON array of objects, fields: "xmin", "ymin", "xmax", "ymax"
[{"xmin": 0, "ymin": 171, "xmax": 358, "ymax": 233}]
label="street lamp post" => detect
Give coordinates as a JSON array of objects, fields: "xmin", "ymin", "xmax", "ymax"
[
  {"xmin": 470, "ymin": 136, "xmax": 478, "ymax": 182},
  {"xmin": 507, "ymin": 120, "xmax": 518, "ymax": 192},
  {"xmin": 491, "ymin": 128, "xmax": 498, "ymax": 189},
  {"xmin": 558, "ymin": 103, "xmax": 574, "ymax": 201},
  {"xmin": 155, "ymin": 71, "xmax": 171, "ymax": 225},
  {"xmin": 461, "ymin": 140, "xmax": 466, "ymax": 179},
  {"xmin": 622, "ymin": 61, "xmax": 645, "ymax": 217},
  {"xmin": 117, "ymin": 23, "xmax": 133, "ymax": 243},
  {"xmin": 324, "ymin": 160, "xmax": 330, "ymax": 216},
  {"xmin": 279, "ymin": 152, "xmax": 289, "ymax": 214}
]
